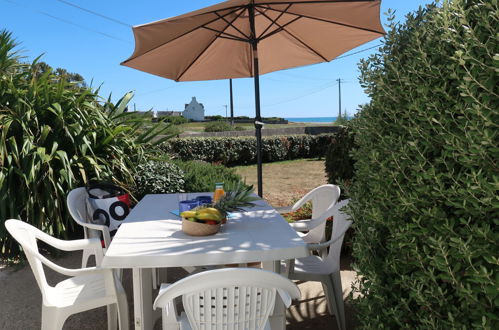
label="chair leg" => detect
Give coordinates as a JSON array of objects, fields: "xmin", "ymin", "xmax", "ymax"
[
  {"xmin": 41, "ymin": 306, "xmax": 67, "ymax": 330},
  {"xmin": 322, "ymin": 278, "xmax": 342, "ymax": 330},
  {"xmin": 81, "ymin": 249, "xmax": 92, "ymax": 268},
  {"xmin": 117, "ymin": 292, "xmax": 129, "ymax": 330},
  {"xmin": 152, "ymin": 267, "xmax": 159, "ymax": 289},
  {"xmin": 331, "ymin": 272, "xmax": 346, "ymax": 330},
  {"xmin": 107, "ymin": 303, "xmax": 118, "ymax": 330}
]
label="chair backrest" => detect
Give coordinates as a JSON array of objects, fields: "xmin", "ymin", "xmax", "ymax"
[
  {"xmin": 324, "ymin": 200, "xmax": 353, "ymax": 273},
  {"xmin": 297, "ymin": 184, "xmax": 341, "ymax": 243},
  {"xmin": 5, "ymin": 220, "xmax": 51, "ymax": 302},
  {"xmin": 154, "ymin": 268, "xmax": 301, "ymax": 330},
  {"xmin": 67, "ymin": 187, "xmax": 95, "ymax": 238}
]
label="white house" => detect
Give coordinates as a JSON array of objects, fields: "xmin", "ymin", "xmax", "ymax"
[{"xmin": 182, "ymin": 97, "xmax": 205, "ymax": 121}]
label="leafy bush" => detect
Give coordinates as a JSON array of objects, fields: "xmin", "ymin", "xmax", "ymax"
[
  {"xmin": 325, "ymin": 126, "xmax": 355, "ymax": 185},
  {"xmin": 204, "ymin": 120, "xmax": 232, "ymax": 132},
  {"xmin": 161, "ymin": 134, "xmax": 336, "ymax": 166},
  {"xmin": 350, "ymin": 2, "xmax": 497, "ymax": 328},
  {"xmin": 0, "ymin": 31, "xmax": 169, "ymax": 258},
  {"xmin": 134, "ymin": 160, "xmax": 185, "ymax": 200},
  {"xmin": 174, "ymin": 160, "xmax": 246, "ymax": 193}
]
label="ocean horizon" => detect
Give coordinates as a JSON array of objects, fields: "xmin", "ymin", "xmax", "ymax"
[{"xmin": 285, "ymin": 117, "xmax": 348, "ymax": 123}]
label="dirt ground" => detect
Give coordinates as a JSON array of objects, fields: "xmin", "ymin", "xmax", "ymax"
[
  {"xmin": 235, "ymin": 159, "xmax": 328, "ymax": 207},
  {"xmin": 0, "ymin": 252, "xmax": 357, "ymax": 329}
]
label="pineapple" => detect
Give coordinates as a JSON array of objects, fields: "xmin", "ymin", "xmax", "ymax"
[
  {"xmin": 213, "ymin": 182, "xmax": 260, "ymax": 218},
  {"xmin": 185, "ymin": 183, "xmax": 259, "ymax": 224}
]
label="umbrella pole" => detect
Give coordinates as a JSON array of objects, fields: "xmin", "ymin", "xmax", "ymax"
[
  {"xmin": 252, "ymin": 44, "xmax": 263, "ymax": 198},
  {"xmin": 249, "ymin": 4, "xmax": 263, "ymax": 198}
]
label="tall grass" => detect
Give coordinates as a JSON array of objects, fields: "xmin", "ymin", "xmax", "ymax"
[{"xmin": 0, "ymin": 30, "xmax": 170, "ymax": 258}]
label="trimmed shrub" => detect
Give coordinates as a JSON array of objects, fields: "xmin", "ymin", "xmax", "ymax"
[
  {"xmin": 325, "ymin": 126, "xmax": 355, "ymax": 185},
  {"xmin": 134, "ymin": 161, "xmax": 185, "ymax": 200},
  {"xmin": 161, "ymin": 134, "xmax": 336, "ymax": 166},
  {"xmin": 350, "ymin": 2, "xmax": 497, "ymax": 328},
  {"xmin": 204, "ymin": 120, "xmax": 232, "ymax": 132},
  {"xmin": 174, "ymin": 160, "xmax": 246, "ymax": 193}
]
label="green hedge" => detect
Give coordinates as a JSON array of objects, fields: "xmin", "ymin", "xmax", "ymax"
[
  {"xmin": 131, "ymin": 159, "xmax": 246, "ymax": 197},
  {"xmin": 134, "ymin": 161, "xmax": 185, "ymax": 200},
  {"xmin": 174, "ymin": 160, "xmax": 246, "ymax": 193},
  {"xmin": 325, "ymin": 126, "xmax": 355, "ymax": 185},
  {"xmin": 350, "ymin": 2, "xmax": 497, "ymax": 328},
  {"xmin": 161, "ymin": 134, "xmax": 336, "ymax": 166}
]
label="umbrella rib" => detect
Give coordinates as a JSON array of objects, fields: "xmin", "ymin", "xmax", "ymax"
[
  {"xmin": 259, "ymin": 16, "xmax": 301, "ymax": 41},
  {"xmin": 122, "ymin": 8, "xmax": 241, "ymax": 64},
  {"xmin": 257, "ymin": 3, "xmax": 292, "ymax": 40},
  {"xmin": 215, "ymin": 11, "xmax": 251, "ymax": 40},
  {"xmin": 258, "ymin": 4, "xmax": 384, "ymax": 36},
  {"xmin": 202, "ymin": 26, "xmax": 249, "ymax": 42},
  {"xmin": 255, "ymin": 7, "xmax": 328, "ymax": 62},
  {"xmin": 176, "ymin": 9, "xmax": 246, "ymax": 81}
]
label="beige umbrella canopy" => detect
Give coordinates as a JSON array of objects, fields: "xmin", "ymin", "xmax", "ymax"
[{"xmin": 122, "ymin": 0, "xmax": 385, "ymax": 196}]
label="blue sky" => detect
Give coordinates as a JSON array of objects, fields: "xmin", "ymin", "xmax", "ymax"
[{"xmin": 1, "ymin": 0, "xmax": 435, "ymax": 117}]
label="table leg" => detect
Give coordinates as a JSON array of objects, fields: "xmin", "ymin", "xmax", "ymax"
[
  {"xmin": 132, "ymin": 268, "xmax": 153, "ymax": 330},
  {"xmin": 263, "ymin": 261, "xmax": 286, "ymax": 330}
]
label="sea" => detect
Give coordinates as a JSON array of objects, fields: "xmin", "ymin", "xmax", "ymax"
[{"xmin": 285, "ymin": 117, "xmax": 341, "ymax": 123}]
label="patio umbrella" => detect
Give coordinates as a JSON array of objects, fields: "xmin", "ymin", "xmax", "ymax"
[{"xmin": 122, "ymin": 0, "xmax": 385, "ymax": 197}]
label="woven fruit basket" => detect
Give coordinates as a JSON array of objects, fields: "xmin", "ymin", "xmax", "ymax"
[{"xmin": 182, "ymin": 219, "xmax": 220, "ymax": 236}]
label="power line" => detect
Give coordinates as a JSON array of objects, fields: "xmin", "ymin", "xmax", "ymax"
[
  {"xmin": 54, "ymin": 0, "xmax": 131, "ymax": 28},
  {"xmin": 138, "ymin": 84, "xmax": 181, "ymax": 96},
  {"xmin": 335, "ymin": 43, "xmax": 382, "ymax": 60},
  {"xmin": 40, "ymin": 12, "xmax": 131, "ymax": 44},
  {"xmin": 239, "ymin": 80, "xmax": 338, "ymax": 109},
  {"xmin": 275, "ymin": 43, "xmax": 382, "ymax": 81},
  {"xmin": 2, "ymin": 0, "xmax": 131, "ymax": 44}
]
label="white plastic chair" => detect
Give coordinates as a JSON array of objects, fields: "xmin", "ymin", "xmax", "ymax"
[
  {"xmin": 67, "ymin": 187, "xmax": 111, "ymax": 268},
  {"xmin": 276, "ymin": 184, "xmax": 341, "ymax": 245},
  {"xmin": 153, "ymin": 268, "xmax": 301, "ymax": 330},
  {"xmin": 5, "ymin": 219, "xmax": 129, "ymax": 330},
  {"xmin": 67, "ymin": 187, "xmax": 161, "ymax": 288},
  {"xmin": 287, "ymin": 200, "xmax": 352, "ymax": 330}
]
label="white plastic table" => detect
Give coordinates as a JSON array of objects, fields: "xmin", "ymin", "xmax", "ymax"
[{"xmin": 101, "ymin": 193, "xmax": 309, "ymax": 330}]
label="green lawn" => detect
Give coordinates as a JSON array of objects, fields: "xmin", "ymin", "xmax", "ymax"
[{"xmin": 234, "ymin": 158, "xmax": 327, "ymax": 207}]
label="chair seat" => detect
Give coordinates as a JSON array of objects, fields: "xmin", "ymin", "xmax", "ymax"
[
  {"xmin": 293, "ymin": 255, "xmax": 336, "ymax": 276},
  {"xmin": 178, "ymin": 312, "xmax": 271, "ymax": 330},
  {"xmin": 48, "ymin": 272, "xmax": 116, "ymax": 309}
]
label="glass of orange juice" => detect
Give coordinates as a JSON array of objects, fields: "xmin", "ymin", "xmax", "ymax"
[{"xmin": 213, "ymin": 182, "xmax": 225, "ymax": 202}]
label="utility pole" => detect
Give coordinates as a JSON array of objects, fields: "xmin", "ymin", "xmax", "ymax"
[
  {"xmin": 229, "ymin": 79, "xmax": 234, "ymax": 125},
  {"xmin": 223, "ymin": 105, "xmax": 228, "ymax": 120},
  {"xmin": 337, "ymin": 78, "xmax": 342, "ymax": 119}
]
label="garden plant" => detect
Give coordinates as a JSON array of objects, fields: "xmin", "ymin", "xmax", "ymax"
[
  {"xmin": 0, "ymin": 30, "xmax": 171, "ymax": 258},
  {"xmin": 349, "ymin": 1, "xmax": 497, "ymax": 328}
]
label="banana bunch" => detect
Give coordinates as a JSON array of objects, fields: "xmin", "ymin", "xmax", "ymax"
[{"xmin": 180, "ymin": 207, "xmax": 224, "ymax": 225}]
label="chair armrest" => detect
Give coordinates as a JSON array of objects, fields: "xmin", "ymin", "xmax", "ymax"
[
  {"xmin": 275, "ymin": 206, "xmax": 293, "ymax": 214},
  {"xmin": 34, "ymin": 231, "xmax": 103, "ymax": 252},
  {"xmin": 289, "ymin": 220, "xmax": 313, "ymax": 232},
  {"xmin": 154, "ymin": 283, "xmax": 180, "ymax": 329},
  {"xmin": 74, "ymin": 221, "xmax": 112, "ymax": 248},
  {"xmin": 22, "ymin": 239, "xmax": 106, "ymax": 277},
  {"xmin": 306, "ymin": 221, "xmax": 352, "ymax": 251}
]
